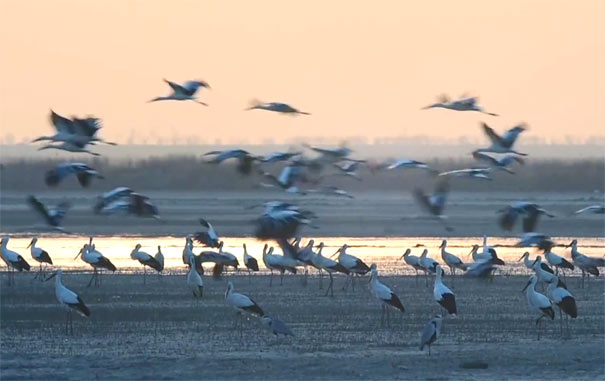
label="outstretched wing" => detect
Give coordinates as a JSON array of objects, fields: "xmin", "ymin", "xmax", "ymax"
[
  {"xmin": 50, "ymin": 110, "xmax": 76, "ymax": 134},
  {"xmin": 481, "ymin": 122, "xmax": 503, "ymax": 146},
  {"xmin": 164, "ymin": 79, "xmax": 187, "ymax": 96},
  {"xmin": 27, "ymin": 195, "xmax": 53, "ymax": 225}
]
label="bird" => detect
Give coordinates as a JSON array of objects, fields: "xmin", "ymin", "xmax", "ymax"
[
  {"xmin": 333, "ymin": 244, "xmax": 370, "ymax": 291},
  {"xmin": 182, "ymin": 236, "xmax": 195, "ymax": 267},
  {"xmin": 254, "ymin": 202, "xmax": 314, "ymax": 240},
  {"xmin": 45, "ymin": 269, "xmax": 90, "ymax": 335},
  {"xmin": 246, "ymin": 100, "xmax": 310, "ymax": 115},
  {"xmin": 516, "ymin": 232, "xmax": 554, "ymax": 250},
  {"xmin": 387, "ymin": 159, "xmax": 432, "ymax": 172},
  {"xmin": 33, "ymin": 110, "xmax": 116, "ymax": 149},
  {"xmin": 149, "ymin": 79, "xmax": 210, "ymax": 105},
  {"xmin": 45, "ymin": 163, "xmax": 104, "ymax": 187},
  {"xmin": 303, "ymin": 144, "xmax": 352, "ymax": 163},
  {"xmin": 422, "ymin": 95, "xmax": 498, "ymax": 116},
  {"xmin": 331, "ymin": 160, "xmax": 364, "ymax": 181},
  {"xmin": 433, "ymin": 265, "xmax": 457, "ymax": 316},
  {"xmin": 522, "ymin": 275, "xmax": 555, "ymax": 340},
  {"xmin": 311, "ymin": 242, "xmax": 349, "ymax": 296},
  {"xmin": 497, "ymin": 202, "xmax": 555, "ymax": 232},
  {"xmin": 419, "ymin": 249, "xmax": 439, "ymax": 286},
  {"xmin": 130, "ymin": 244, "xmax": 163, "ymax": 284},
  {"xmin": 186, "ymin": 256, "xmax": 204, "ymax": 299},
  {"xmin": 472, "ymin": 152, "xmax": 524, "ymax": 174},
  {"xmin": 75, "ymin": 239, "xmax": 116, "ymax": 287},
  {"xmin": 1, "ymin": 237, "xmax": 31, "ymax": 286},
  {"xmin": 93, "ymin": 187, "xmax": 134, "ymax": 214},
  {"xmin": 27, "ymin": 237, "xmax": 53, "ymax": 281},
  {"xmin": 262, "ymin": 244, "xmax": 297, "ymax": 287},
  {"xmin": 243, "ymin": 244, "xmax": 259, "ymax": 283},
  {"xmin": 224, "ymin": 281, "xmax": 264, "ymax": 337},
  {"xmin": 531, "ymin": 255, "xmax": 562, "ymax": 290},
  {"xmin": 439, "ymin": 240, "xmax": 467, "ymax": 278},
  {"xmin": 544, "ymin": 249, "xmax": 574, "ymax": 277},
  {"xmin": 400, "ymin": 248, "xmax": 424, "ymax": 284},
  {"xmin": 567, "ymin": 239, "xmax": 604, "ymax": 288},
  {"xmin": 438, "ymin": 168, "xmax": 492, "ymax": 181},
  {"xmin": 193, "ymin": 218, "xmax": 220, "ymax": 247},
  {"xmin": 546, "ymin": 276, "xmax": 577, "ymax": 337},
  {"xmin": 369, "ymin": 264, "xmax": 405, "ymax": 327},
  {"xmin": 37, "ymin": 141, "xmax": 101, "ymax": 156},
  {"xmin": 98, "ymin": 193, "xmax": 160, "ymax": 219},
  {"xmin": 474, "ymin": 122, "xmax": 527, "ymax": 156},
  {"xmin": 419, "ymin": 315, "xmax": 442, "ymax": 356},
  {"xmin": 154, "ymin": 245, "xmax": 165, "ymax": 278},
  {"xmin": 518, "ymin": 251, "xmax": 535, "ymax": 270},
  {"xmin": 307, "ymin": 185, "xmax": 354, "ymax": 199},
  {"xmin": 27, "ymin": 195, "xmax": 71, "ymax": 230},
  {"xmin": 259, "ymin": 151, "xmax": 302, "ymax": 163},
  {"xmin": 413, "ymin": 178, "xmax": 452, "ymax": 231},
  {"xmin": 262, "ymin": 316, "xmax": 295, "ymax": 337},
  {"xmin": 572, "ymin": 205, "xmax": 605, "ymax": 215},
  {"xmin": 260, "ymin": 163, "xmax": 309, "ymax": 194},
  {"xmin": 204, "ymin": 149, "xmax": 257, "ymax": 175}
]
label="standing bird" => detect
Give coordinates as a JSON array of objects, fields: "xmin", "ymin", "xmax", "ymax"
[
  {"xmin": 419, "ymin": 249, "xmax": 439, "ymax": 286},
  {"xmin": 413, "ymin": 178, "xmax": 453, "ymax": 231},
  {"xmin": 369, "ymin": 264, "xmax": 405, "ymax": 327},
  {"xmin": 262, "ymin": 316, "xmax": 295, "ymax": 337},
  {"xmin": 246, "ymin": 100, "xmax": 310, "ymax": 115},
  {"xmin": 243, "ymin": 244, "xmax": 259, "ymax": 283},
  {"xmin": 45, "ymin": 269, "xmax": 90, "ymax": 335},
  {"xmin": 311, "ymin": 242, "xmax": 349, "ymax": 296},
  {"xmin": 422, "ymin": 95, "xmax": 498, "ymax": 116},
  {"xmin": 45, "ymin": 163, "xmax": 104, "ymax": 187},
  {"xmin": 262, "ymin": 245, "xmax": 297, "ymax": 287},
  {"xmin": 27, "ymin": 237, "xmax": 53, "ymax": 281},
  {"xmin": 187, "ymin": 256, "xmax": 204, "ymax": 299},
  {"xmin": 522, "ymin": 275, "xmax": 555, "ymax": 340},
  {"xmin": 544, "ymin": 249, "xmax": 574, "ymax": 277},
  {"xmin": 130, "ymin": 244, "xmax": 163, "ymax": 284},
  {"xmin": 401, "ymin": 248, "xmax": 424, "ymax": 284},
  {"xmin": 27, "ymin": 195, "xmax": 71, "ymax": 230},
  {"xmin": 149, "ymin": 79, "xmax": 210, "ymax": 105},
  {"xmin": 75, "ymin": 240, "xmax": 116, "ymax": 287},
  {"xmin": 546, "ymin": 276, "xmax": 577, "ymax": 337},
  {"xmin": 333, "ymin": 244, "xmax": 370, "ymax": 291},
  {"xmin": 1, "ymin": 237, "xmax": 31, "ymax": 286},
  {"xmin": 433, "ymin": 265, "xmax": 457, "ymax": 316},
  {"xmin": 419, "ymin": 315, "xmax": 443, "ymax": 356},
  {"xmin": 567, "ymin": 239, "xmax": 604, "ymax": 288},
  {"xmin": 182, "ymin": 236, "xmax": 195, "ymax": 267},
  {"xmin": 225, "ymin": 282, "xmax": 264, "ymax": 337},
  {"xmin": 193, "ymin": 218, "xmax": 220, "ymax": 247},
  {"xmin": 439, "ymin": 240, "xmax": 467, "ymax": 278},
  {"xmin": 155, "ymin": 246, "xmax": 165, "ymax": 278},
  {"xmin": 474, "ymin": 122, "xmax": 527, "ymax": 156}
]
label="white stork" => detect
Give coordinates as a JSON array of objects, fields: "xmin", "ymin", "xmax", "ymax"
[
  {"xmin": 568, "ymin": 239, "xmax": 604, "ymax": 288},
  {"xmin": 27, "ymin": 237, "xmax": 53, "ymax": 281},
  {"xmin": 130, "ymin": 244, "xmax": 163, "ymax": 284},
  {"xmin": 149, "ymin": 79, "xmax": 210, "ymax": 105},
  {"xmin": 1, "ymin": 237, "xmax": 31, "ymax": 286},
  {"xmin": 246, "ymin": 100, "xmax": 310, "ymax": 115},
  {"xmin": 544, "ymin": 249, "xmax": 574, "ymax": 277},
  {"xmin": 434, "ymin": 265, "xmax": 457, "ymax": 316},
  {"xmin": 474, "ymin": 122, "xmax": 527, "ymax": 156},
  {"xmin": 419, "ymin": 249, "xmax": 438, "ymax": 287},
  {"xmin": 225, "ymin": 282, "xmax": 264, "ymax": 337},
  {"xmin": 400, "ymin": 248, "xmax": 423, "ymax": 284},
  {"xmin": 262, "ymin": 244, "xmax": 297, "ymax": 287},
  {"xmin": 439, "ymin": 240, "xmax": 467, "ymax": 279},
  {"xmin": 45, "ymin": 163, "xmax": 104, "ymax": 188},
  {"xmin": 422, "ymin": 95, "xmax": 498, "ymax": 116},
  {"xmin": 187, "ymin": 256, "xmax": 204, "ymax": 299},
  {"xmin": 546, "ymin": 276, "xmax": 577, "ymax": 337},
  {"xmin": 46, "ymin": 269, "xmax": 91, "ymax": 335},
  {"xmin": 311, "ymin": 242, "xmax": 349, "ymax": 297},
  {"xmin": 522, "ymin": 275, "xmax": 555, "ymax": 340},
  {"xmin": 75, "ymin": 238, "xmax": 116, "ymax": 287},
  {"xmin": 243, "ymin": 244, "xmax": 259, "ymax": 283},
  {"xmin": 333, "ymin": 244, "xmax": 370, "ymax": 291},
  {"xmin": 369, "ymin": 264, "xmax": 405, "ymax": 327}
]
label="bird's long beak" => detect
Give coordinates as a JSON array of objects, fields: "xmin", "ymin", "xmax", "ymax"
[
  {"xmin": 521, "ymin": 280, "xmax": 531, "ymax": 293},
  {"xmin": 517, "ymin": 253, "xmax": 526, "ymax": 262},
  {"xmin": 45, "ymin": 271, "xmax": 58, "ymax": 281},
  {"xmin": 330, "ymin": 248, "xmax": 341, "ymax": 258},
  {"xmin": 74, "ymin": 248, "xmax": 83, "ymax": 260},
  {"xmin": 27, "ymin": 239, "xmax": 33, "ymax": 248}
]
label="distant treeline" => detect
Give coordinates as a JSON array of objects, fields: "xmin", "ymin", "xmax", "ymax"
[{"xmin": 1, "ymin": 156, "xmax": 603, "ymax": 193}]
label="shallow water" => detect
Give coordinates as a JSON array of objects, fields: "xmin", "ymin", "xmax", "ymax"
[{"xmin": 3, "ymin": 235, "xmax": 603, "ymax": 275}]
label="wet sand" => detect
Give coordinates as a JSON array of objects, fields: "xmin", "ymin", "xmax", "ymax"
[
  {"xmin": 1, "ymin": 272, "xmax": 603, "ymax": 380},
  {"xmin": 1, "ymin": 191, "xmax": 603, "ymax": 237}
]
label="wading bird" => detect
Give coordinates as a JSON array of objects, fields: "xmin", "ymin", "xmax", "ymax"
[
  {"xmin": 130, "ymin": 244, "xmax": 163, "ymax": 284},
  {"xmin": 419, "ymin": 249, "xmax": 439, "ymax": 286},
  {"xmin": 193, "ymin": 218, "xmax": 220, "ymax": 247},
  {"xmin": 522, "ymin": 275, "xmax": 554, "ymax": 340},
  {"xmin": 567, "ymin": 239, "xmax": 604, "ymax": 288},
  {"xmin": 225, "ymin": 281, "xmax": 264, "ymax": 337},
  {"xmin": 311, "ymin": 242, "xmax": 349, "ymax": 296},
  {"xmin": 474, "ymin": 122, "xmax": 527, "ymax": 156},
  {"xmin": 420, "ymin": 315, "xmax": 442, "ymax": 356},
  {"xmin": 187, "ymin": 256, "xmax": 204, "ymax": 299},
  {"xmin": 369, "ymin": 264, "xmax": 405, "ymax": 327},
  {"xmin": 27, "ymin": 237, "xmax": 52, "ymax": 281},
  {"xmin": 544, "ymin": 249, "xmax": 574, "ymax": 277},
  {"xmin": 75, "ymin": 240, "xmax": 116, "ymax": 287},
  {"xmin": 243, "ymin": 244, "xmax": 259, "ymax": 283},
  {"xmin": 262, "ymin": 316, "xmax": 295, "ymax": 338},
  {"xmin": 262, "ymin": 244, "xmax": 297, "ymax": 287},
  {"xmin": 1, "ymin": 237, "xmax": 31, "ymax": 286},
  {"xmin": 434, "ymin": 265, "xmax": 457, "ymax": 316},
  {"xmin": 401, "ymin": 248, "xmax": 424, "ymax": 284},
  {"xmin": 254, "ymin": 202, "xmax": 314, "ymax": 240},
  {"xmin": 45, "ymin": 163, "xmax": 104, "ymax": 187},
  {"xmin": 46, "ymin": 269, "xmax": 90, "ymax": 335},
  {"xmin": 422, "ymin": 95, "xmax": 498, "ymax": 116},
  {"xmin": 439, "ymin": 240, "xmax": 467, "ymax": 278},
  {"xmin": 333, "ymin": 244, "xmax": 370, "ymax": 291},
  {"xmin": 149, "ymin": 79, "xmax": 210, "ymax": 105},
  {"xmin": 546, "ymin": 276, "xmax": 577, "ymax": 337},
  {"xmin": 246, "ymin": 100, "xmax": 310, "ymax": 115}
]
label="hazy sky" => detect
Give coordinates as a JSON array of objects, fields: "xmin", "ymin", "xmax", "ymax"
[{"xmin": 1, "ymin": 0, "xmax": 603, "ymax": 144}]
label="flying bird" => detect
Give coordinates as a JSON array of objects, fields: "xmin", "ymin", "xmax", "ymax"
[
  {"xmin": 498, "ymin": 202, "xmax": 555, "ymax": 232},
  {"xmin": 422, "ymin": 95, "xmax": 498, "ymax": 116},
  {"xmin": 45, "ymin": 163, "xmax": 104, "ymax": 187},
  {"xmin": 204, "ymin": 149, "xmax": 257, "ymax": 175},
  {"xmin": 149, "ymin": 79, "xmax": 210, "ymax": 105},
  {"xmin": 193, "ymin": 218, "xmax": 220, "ymax": 247},
  {"xmin": 387, "ymin": 159, "xmax": 432, "ymax": 172},
  {"xmin": 438, "ymin": 168, "xmax": 492, "ymax": 181},
  {"xmin": 413, "ymin": 178, "xmax": 452, "ymax": 231},
  {"xmin": 474, "ymin": 122, "xmax": 527, "ymax": 156},
  {"xmin": 93, "ymin": 187, "xmax": 133, "ymax": 214},
  {"xmin": 27, "ymin": 195, "xmax": 71, "ymax": 230},
  {"xmin": 33, "ymin": 110, "xmax": 116, "ymax": 148},
  {"xmin": 472, "ymin": 152, "xmax": 524, "ymax": 174},
  {"xmin": 572, "ymin": 205, "xmax": 605, "ymax": 215},
  {"xmin": 246, "ymin": 100, "xmax": 310, "ymax": 115}
]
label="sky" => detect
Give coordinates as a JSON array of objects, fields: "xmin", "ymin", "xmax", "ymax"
[{"xmin": 1, "ymin": 0, "xmax": 604, "ymax": 145}]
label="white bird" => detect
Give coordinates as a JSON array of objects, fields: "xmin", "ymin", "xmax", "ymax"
[
  {"xmin": 262, "ymin": 316, "xmax": 295, "ymax": 337},
  {"xmin": 130, "ymin": 244, "xmax": 163, "ymax": 284},
  {"xmin": 93, "ymin": 187, "xmax": 134, "ymax": 214},
  {"xmin": 27, "ymin": 195, "xmax": 71, "ymax": 230},
  {"xmin": 254, "ymin": 202, "xmax": 314, "ymax": 240},
  {"xmin": 413, "ymin": 178, "xmax": 453, "ymax": 231},
  {"xmin": 498, "ymin": 202, "xmax": 555, "ymax": 233},
  {"xmin": 419, "ymin": 315, "xmax": 442, "ymax": 356},
  {"xmin": 182, "ymin": 236, "xmax": 195, "ymax": 267},
  {"xmin": 438, "ymin": 168, "xmax": 492, "ymax": 181},
  {"xmin": 33, "ymin": 110, "xmax": 115, "ymax": 149},
  {"xmin": 544, "ymin": 249, "xmax": 574, "ymax": 276},
  {"xmin": 333, "ymin": 244, "xmax": 370, "ymax": 291},
  {"xmin": 419, "ymin": 249, "xmax": 438, "ymax": 286},
  {"xmin": 522, "ymin": 275, "xmax": 555, "ymax": 340},
  {"xmin": 567, "ymin": 239, "xmax": 604, "ymax": 288},
  {"xmin": 546, "ymin": 276, "xmax": 577, "ymax": 337},
  {"xmin": 518, "ymin": 252, "xmax": 535, "ymax": 270},
  {"xmin": 149, "ymin": 79, "xmax": 210, "ymax": 105},
  {"xmin": 308, "ymin": 185, "xmax": 354, "ymax": 199},
  {"xmin": 246, "ymin": 100, "xmax": 310, "ymax": 115},
  {"xmin": 303, "ymin": 144, "xmax": 352, "ymax": 163},
  {"xmin": 369, "ymin": 264, "xmax": 405, "ymax": 327},
  {"xmin": 422, "ymin": 95, "xmax": 498, "ymax": 116},
  {"xmin": 439, "ymin": 240, "xmax": 467, "ymax": 278},
  {"xmin": 98, "ymin": 193, "xmax": 160, "ymax": 219},
  {"xmin": 387, "ymin": 159, "xmax": 431, "ymax": 172},
  {"xmin": 38, "ymin": 141, "xmax": 101, "ymax": 156},
  {"xmin": 472, "ymin": 152, "xmax": 524, "ymax": 174},
  {"xmin": 1, "ymin": 237, "xmax": 31, "ymax": 286},
  {"xmin": 260, "ymin": 151, "xmax": 302, "ymax": 163},
  {"xmin": 400, "ymin": 248, "xmax": 424, "ymax": 284},
  {"xmin": 27, "ymin": 237, "xmax": 53, "ymax": 281},
  {"xmin": 311, "ymin": 242, "xmax": 349, "ymax": 296},
  {"xmin": 155, "ymin": 245, "xmax": 165, "ymax": 279},
  {"xmin": 262, "ymin": 244, "xmax": 297, "ymax": 287},
  {"xmin": 75, "ymin": 239, "xmax": 116, "ymax": 287},
  {"xmin": 474, "ymin": 122, "xmax": 527, "ymax": 156},
  {"xmin": 260, "ymin": 163, "xmax": 308, "ymax": 194},
  {"xmin": 45, "ymin": 269, "xmax": 90, "ymax": 335},
  {"xmin": 530, "ymin": 255, "xmax": 558, "ymax": 287},
  {"xmin": 193, "ymin": 218, "xmax": 220, "ymax": 247},
  {"xmin": 434, "ymin": 265, "xmax": 457, "ymax": 316},
  {"xmin": 573, "ymin": 205, "xmax": 605, "ymax": 215},
  {"xmin": 225, "ymin": 281, "xmax": 264, "ymax": 337},
  {"xmin": 243, "ymin": 244, "xmax": 259, "ymax": 283},
  {"xmin": 204, "ymin": 149, "xmax": 257, "ymax": 175},
  {"xmin": 516, "ymin": 232, "xmax": 554, "ymax": 250},
  {"xmin": 45, "ymin": 163, "xmax": 104, "ymax": 187},
  {"xmin": 331, "ymin": 160, "xmax": 364, "ymax": 181},
  {"xmin": 187, "ymin": 256, "xmax": 204, "ymax": 299}
]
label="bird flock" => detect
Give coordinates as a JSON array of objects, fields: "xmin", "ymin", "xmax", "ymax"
[{"xmin": 3, "ymin": 81, "xmax": 604, "ymax": 355}]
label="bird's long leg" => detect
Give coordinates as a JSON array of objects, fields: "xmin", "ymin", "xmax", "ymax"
[
  {"xmin": 428, "ymin": 344, "xmax": 431, "ymax": 356},
  {"xmin": 325, "ymin": 272, "xmax": 333, "ymax": 297},
  {"xmin": 70, "ymin": 310, "xmax": 74, "ymax": 335},
  {"xmin": 581, "ymin": 270, "xmax": 585, "ymax": 289},
  {"xmin": 386, "ymin": 306, "xmax": 390, "ymax": 328},
  {"xmin": 87, "ymin": 269, "xmax": 96, "ymax": 287},
  {"xmin": 319, "ymin": 269, "xmax": 323, "ymax": 290},
  {"xmin": 143, "ymin": 266, "xmax": 146, "ymax": 285},
  {"xmin": 352, "ymin": 274, "xmax": 356, "ymax": 291},
  {"xmin": 535, "ymin": 316, "xmax": 544, "ymax": 340},
  {"xmin": 425, "ymin": 271, "xmax": 429, "ymax": 287},
  {"xmin": 559, "ymin": 307, "xmax": 563, "ymax": 338},
  {"xmin": 380, "ymin": 304, "xmax": 385, "ymax": 328},
  {"xmin": 270, "ymin": 269, "xmax": 273, "ymax": 287},
  {"xmin": 280, "ymin": 270, "xmax": 284, "ymax": 286},
  {"xmin": 65, "ymin": 310, "xmax": 69, "ymax": 335},
  {"xmin": 415, "ymin": 270, "xmax": 418, "ymax": 285},
  {"xmin": 248, "ymin": 269, "xmax": 251, "ymax": 284},
  {"xmin": 303, "ymin": 266, "xmax": 308, "ymax": 287}
]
